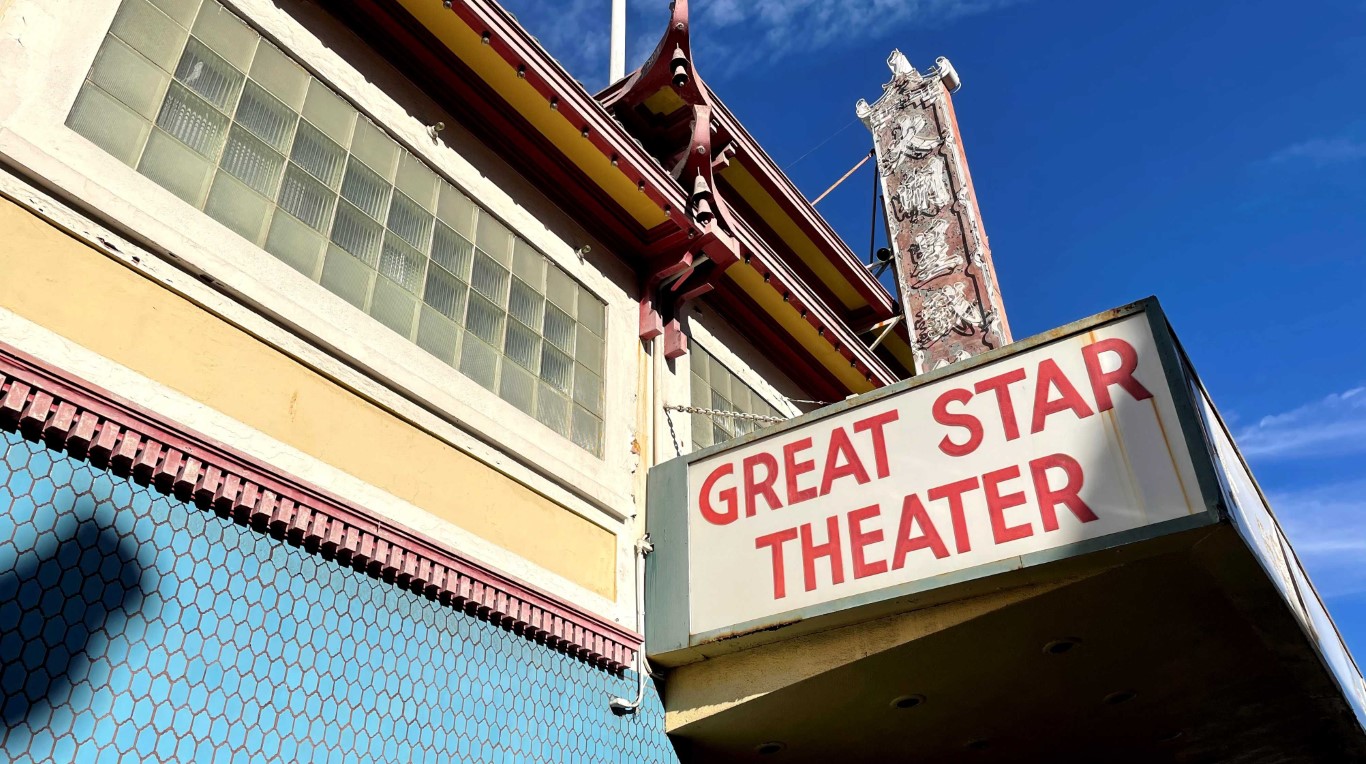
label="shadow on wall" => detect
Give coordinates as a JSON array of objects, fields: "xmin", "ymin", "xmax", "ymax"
[{"xmin": 0, "ymin": 501, "xmax": 145, "ymax": 728}]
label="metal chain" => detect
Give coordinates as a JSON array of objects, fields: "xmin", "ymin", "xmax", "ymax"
[
  {"xmin": 661, "ymin": 407, "xmax": 683, "ymax": 457},
  {"xmin": 663, "ymin": 404, "xmax": 787, "ymax": 424}
]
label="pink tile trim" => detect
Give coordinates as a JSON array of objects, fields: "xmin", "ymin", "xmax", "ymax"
[{"xmin": 0, "ymin": 341, "xmax": 639, "ymax": 674}]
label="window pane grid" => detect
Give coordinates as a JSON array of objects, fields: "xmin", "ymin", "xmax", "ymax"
[
  {"xmin": 69, "ymin": 0, "xmax": 608, "ymax": 456},
  {"xmin": 689, "ymin": 346, "xmax": 781, "ymax": 452}
]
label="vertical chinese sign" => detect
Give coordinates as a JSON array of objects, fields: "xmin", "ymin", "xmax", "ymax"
[{"xmin": 858, "ymin": 51, "xmax": 1011, "ymax": 373}]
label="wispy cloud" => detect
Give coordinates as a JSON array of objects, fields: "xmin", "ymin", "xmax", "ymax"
[
  {"xmin": 692, "ymin": 0, "xmax": 1024, "ymax": 62},
  {"xmin": 500, "ymin": 0, "xmax": 1028, "ymax": 91},
  {"xmin": 501, "ymin": 0, "xmax": 613, "ymax": 90},
  {"xmin": 1266, "ymin": 137, "xmax": 1366, "ymax": 166},
  {"xmin": 1269, "ymin": 479, "xmax": 1366, "ymax": 598},
  {"xmin": 1236, "ymin": 386, "xmax": 1366, "ymax": 460}
]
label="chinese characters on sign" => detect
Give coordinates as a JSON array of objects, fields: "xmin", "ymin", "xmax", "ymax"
[{"xmin": 858, "ymin": 51, "xmax": 1012, "ymax": 373}]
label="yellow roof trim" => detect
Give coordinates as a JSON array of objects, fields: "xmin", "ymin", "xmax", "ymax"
[
  {"xmin": 726, "ymin": 265, "xmax": 875, "ymax": 394},
  {"xmin": 720, "ymin": 162, "xmax": 866, "ymax": 312},
  {"xmin": 397, "ymin": 0, "xmax": 668, "ymax": 231}
]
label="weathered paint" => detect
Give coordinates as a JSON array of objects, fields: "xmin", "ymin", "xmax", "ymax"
[{"xmin": 857, "ymin": 51, "xmax": 1010, "ymax": 373}]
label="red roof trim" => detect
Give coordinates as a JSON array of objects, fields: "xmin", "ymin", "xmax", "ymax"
[
  {"xmin": 343, "ymin": 0, "xmax": 897, "ymax": 388},
  {"xmin": 705, "ymin": 93, "xmax": 897, "ymax": 319}
]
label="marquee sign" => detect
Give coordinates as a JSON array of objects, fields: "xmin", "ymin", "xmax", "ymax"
[{"xmin": 647, "ymin": 300, "xmax": 1223, "ymax": 662}]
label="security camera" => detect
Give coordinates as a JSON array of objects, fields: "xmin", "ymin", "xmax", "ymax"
[
  {"xmin": 875, "ymin": 246, "xmax": 894, "ymax": 263},
  {"xmin": 576, "ymin": 244, "xmax": 591, "ymax": 260},
  {"xmin": 609, "ymin": 698, "xmax": 637, "ymax": 716}
]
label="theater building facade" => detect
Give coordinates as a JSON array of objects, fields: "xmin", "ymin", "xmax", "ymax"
[
  {"xmin": 0, "ymin": 0, "xmax": 920, "ymax": 761},
  {"xmin": 2, "ymin": 1, "xmax": 1363, "ymax": 762}
]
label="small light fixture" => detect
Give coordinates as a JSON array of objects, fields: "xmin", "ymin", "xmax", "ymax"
[
  {"xmin": 755, "ymin": 742, "xmax": 786, "ymax": 755},
  {"xmin": 890, "ymin": 694, "xmax": 925, "ymax": 710},
  {"xmin": 1043, "ymin": 637, "xmax": 1081, "ymax": 655},
  {"xmin": 481, "ymin": 31, "xmax": 491, "ymax": 44}
]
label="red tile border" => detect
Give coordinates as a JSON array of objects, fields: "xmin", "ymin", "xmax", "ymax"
[{"xmin": 0, "ymin": 340, "xmax": 639, "ymax": 675}]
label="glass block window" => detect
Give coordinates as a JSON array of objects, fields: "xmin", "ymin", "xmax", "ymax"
[
  {"xmin": 689, "ymin": 346, "xmax": 782, "ymax": 452},
  {"xmin": 65, "ymin": 0, "xmax": 608, "ymax": 455}
]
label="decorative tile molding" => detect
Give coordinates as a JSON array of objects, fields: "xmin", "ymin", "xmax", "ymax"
[{"xmin": 0, "ymin": 340, "xmax": 639, "ymax": 674}]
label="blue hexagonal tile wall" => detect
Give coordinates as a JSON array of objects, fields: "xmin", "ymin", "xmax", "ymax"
[{"xmin": 0, "ymin": 429, "xmax": 677, "ymax": 763}]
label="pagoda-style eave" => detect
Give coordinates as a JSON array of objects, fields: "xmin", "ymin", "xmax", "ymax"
[
  {"xmin": 598, "ymin": 76, "xmax": 898, "ymax": 325},
  {"xmin": 703, "ymin": 91, "xmax": 897, "ymax": 318},
  {"xmin": 328, "ymin": 0, "xmax": 900, "ymax": 391}
]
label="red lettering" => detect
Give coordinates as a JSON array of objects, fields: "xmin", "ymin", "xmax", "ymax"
[
  {"xmin": 819, "ymin": 428, "xmax": 871, "ymax": 496},
  {"xmin": 742, "ymin": 453, "xmax": 783, "ymax": 517},
  {"xmin": 933, "ymin": 388, "xmax": 983, "ymax": 457},
  {"xmin": 1030, "ymin": 359, "xmax": 1095, "ymax": 434},
  {"xmin": 783, "ymin": 438, "xmax": 818, "ymax": 505},
  {"xmin": 699, "ymin": 463, "xmax": 737, "ymax": 525},
  {"xmin": 853, "ymin": 409, "xmax": 899, "ymax": 479},
  {"xmin": 755, "ymin": 528, "xmax": 798, "ymax": 600},
  {"xmin": 1030, "ymin": 454, "xmax": 1098, "ymax": 531},
  {"xmin": 1082, "ymin": 338, "xmax": 1154, "ymax": 412},
  {"xmin": 800, "ymin": 515, "xmax": 845, "ymax": 592},
  {"xmin": 983, "ymin": 465, "xmax": 1033, "ymax": 545},
  {"xmin": 927, "ymin": 477, "xmax": 980, "ymax": 554},
  {"xmin": 848, "ymin": 505, "xmax": 887, "ymax": 579},
  {"xmin": 893, "ymin": 494, "xmax": 949, "ymax": 567},
  {"xmin": 973, "ymin": 367, "xmax": 1027, "ymax": 441}
]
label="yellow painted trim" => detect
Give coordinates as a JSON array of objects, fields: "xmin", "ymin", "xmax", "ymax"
[
  {"xmin": 721, "ymin": 162, "xmax": 865, "ymax": 311},
  {"xmin": 882, "ymin": 331, "xmax": 919, "ymax": 373},
  {"xmin": 725, "ymin": 264, "xmax": 874, "ymax": 394},
  {"xmin": 642, "ymin": 86, "xmax": 687, "ymax": 116},
  {"xmin": 0, "ymin": 197, "xmax": 616, "ymax": 598},
  {"xmin": 396, "ymin": 0, "xmax": 666, "ymax": 231}
]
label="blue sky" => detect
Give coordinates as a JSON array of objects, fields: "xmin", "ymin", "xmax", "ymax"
[{"xmin": 501, "ymin": 0, "xmax": 1366, "ymax": 656}]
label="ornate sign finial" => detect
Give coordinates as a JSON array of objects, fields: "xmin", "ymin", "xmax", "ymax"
[{"xmin": 859, "ymin": 53, "xmax": 1011, "ymax": 374}]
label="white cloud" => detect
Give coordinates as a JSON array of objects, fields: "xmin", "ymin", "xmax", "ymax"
[
  {"xmin": 499, "ymin": 0, "xmax": 1028, "ymax": 91},
  {"xmin": 692, "ymin": 0, "xmax": 1024, "ymax": 62},
  {"xmin": 1268, "ymin": 479, "xmax": 1366, "ymax": 598},
  {"xmin": 1235, "ymin": 386, "xmax": 1366, "ymax": 460},
  {"xmin": 1266, "ymin": 137, "xmax": 1366, "ymax": 166},
  {"xmin": 502, "ymin": 0, "xmax": 614, "ymax": 89}
]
